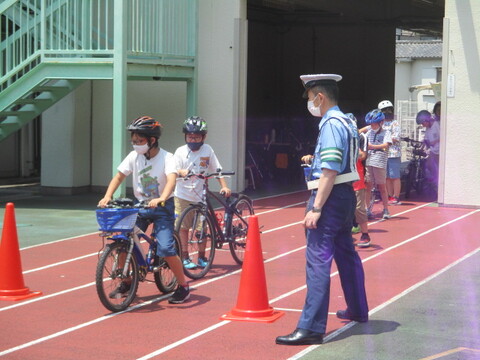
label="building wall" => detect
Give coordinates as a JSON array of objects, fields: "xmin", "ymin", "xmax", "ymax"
[
  {"xmin": 197, "ymin": 0, "xmax": 247, "ymax": 191},
  {"xmin": 440, "ymin": 0, "xmax": 480, "ymax": 207},
  {"xmin": 395, "ymin": 58, "xmax": 441, "ymax": 111}
]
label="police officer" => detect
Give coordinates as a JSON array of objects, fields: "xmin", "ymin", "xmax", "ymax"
[{"xmin": 276, "ymin": 74, "xmax": 369, "ymax": 346}]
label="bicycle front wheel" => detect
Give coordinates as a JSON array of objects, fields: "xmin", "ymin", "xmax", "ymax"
[
  {"xmin": 175, "ymin": 205, "xmax": 215, "ymax": 279},
  {"xmin": 405, "ymin": 163, "xmax": 416, "ymax": 199},
  {"xmin": 154, "ymin": 232, "xmax": 180, "ymax": 293},
  {"xmin": 228, "ymin": 195, "xmax": 254, "ymax": 265},
  {"xmin": 95, "ymin": 241, "xmax": 139, "ymax": 312}
]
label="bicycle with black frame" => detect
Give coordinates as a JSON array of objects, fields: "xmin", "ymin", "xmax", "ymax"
[
  {"xmin": 95, "ymin": 198, "xmax": 180, "ymax": 312},
  {"xmin": 401, "ymin": 137, "xmax": 428, "ymax": 199},
  {"xmin": 175, "ymin": 170, "xmax": 254, "ymax": 279}
]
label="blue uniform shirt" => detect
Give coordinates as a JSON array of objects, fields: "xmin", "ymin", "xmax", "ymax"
[{"xmin": 311, "ymin": 106, "xmax": 358, "ymax": 181}]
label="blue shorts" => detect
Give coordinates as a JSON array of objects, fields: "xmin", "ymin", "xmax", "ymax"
[
  {"xmin": 387, "ymin": 157, "xmax": 401, "ymax": 179},
  {"xmin": 136, "ymin": 198, "xmax": 177, "ymax": 257}
]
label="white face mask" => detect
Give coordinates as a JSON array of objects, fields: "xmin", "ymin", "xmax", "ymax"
[
  {"xmin": 133, "ymin": 143, "xmax": 149, "ymax": 155},
  {"xmin": 307, "ymin": 95, "xmax": 322, "ymax": 117}
]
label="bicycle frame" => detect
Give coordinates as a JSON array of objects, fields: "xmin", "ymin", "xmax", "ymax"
[
  {"xmin": 402, "ymin": 137, "xmax": 428, "ymax": 198},
  {"xmin": 102, "ymin": 225, "xmax": 157, "ymax": 276},
  {"xmin": 184, "ymin": 172, "xmax": 250, "ymax": 245},
  {"xmin": 211, "ymin": 193, "xmax": 248, "ymax": 244}
]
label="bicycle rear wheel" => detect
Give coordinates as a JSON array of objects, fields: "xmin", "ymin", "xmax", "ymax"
[
  {"xmin": 175, "ymin": 205, "xmax": 215, "ymax": 279},
  {"xmin": 415, "ymin": 164, "xmax": 425, "ymax": 195},
  {"xmin": 228, "ymin": 195, "xmax": 254, "ymax": 265},
  {"xmin": 154, "ymin": 232, "xmax": 180, "ymax": 293},
  {"xmin": 95, "ymin": 241, "xmax": 139, "ymax": 312}
]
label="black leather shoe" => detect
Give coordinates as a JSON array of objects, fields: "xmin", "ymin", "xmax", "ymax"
[
  {"xmin": 336, "ymin": 309, "xmax": 368, "ymax": 323},
  {"xmin": 275, "ymin": 328, "xmax": 323, "ymax": 345}
]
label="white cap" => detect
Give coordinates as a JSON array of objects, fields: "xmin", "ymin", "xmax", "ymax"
[{"xmin": 300, "ymin": 73, "xmax": 342, "ymax": 87}]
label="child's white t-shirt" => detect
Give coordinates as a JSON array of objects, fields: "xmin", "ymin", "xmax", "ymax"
[
  {"xmin": 173, "ymin": 144, "xmax": 222, "ymax": 202},
  {"xmin": 118, "ymin": 148, "xmax": 177, "ymax": 202}
]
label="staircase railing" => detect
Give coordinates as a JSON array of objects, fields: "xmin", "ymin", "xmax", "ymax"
[{"xmin": 1, "ymin": 0, "xmax": 196, "ymax": 94}]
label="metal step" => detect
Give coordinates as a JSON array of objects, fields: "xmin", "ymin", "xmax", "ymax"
[
  {"xmin": 13, "ymin": 98, "xmax": 52, "ymax": 105},
  {"xmin": 0, "ymin": 110, "xmax": 36, "ymax": 117}
]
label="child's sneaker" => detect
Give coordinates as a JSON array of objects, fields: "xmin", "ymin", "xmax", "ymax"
[
  {"xmin": 351, "ymin": 226, "xmax": 361, "ymax": 234},
  {"xmin": 108, "ymin": 281, "xmax": 131, "ymax": 299},
  {"xmin": 382, "ymin": 209, "xmax": 391, "ymax": 219},
  {"xmin": 183, "ymin": 258, "xmax": 197, "ymax": 270},
  {"xmin": 388, "ymin": 196, "xmax": 401, "ymax": 205},
  {"xmin": 197, "ymin": 257, "xmax": 209, "ymax": 268},
  {"xmin": 356, "ymin": 233, "xmax": 371, "ymax": 248},
  {"xmin": 168, "ymin": 285, "xmax": 190, "ymax": 304}
]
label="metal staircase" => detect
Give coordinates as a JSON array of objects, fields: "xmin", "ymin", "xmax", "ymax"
[{"xmin": 0, "ymin": 0, "xmax": 196, "ymax": 142}]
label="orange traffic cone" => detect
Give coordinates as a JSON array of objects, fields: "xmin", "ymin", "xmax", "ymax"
[
  {"xmin": 221, "ymin": 215, "xmax": 284, "ymax": 323},
  {"xmin": 0, "ymin": 203, "xmax": 42, "ymax": 301}
]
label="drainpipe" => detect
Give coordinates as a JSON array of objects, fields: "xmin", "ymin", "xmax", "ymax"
[{"xmin": 112, "ymin": 0, "xmax": 127, "ymax": 197}]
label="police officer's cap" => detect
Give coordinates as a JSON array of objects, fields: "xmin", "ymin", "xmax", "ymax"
[{"xmin": 300, "ymin": 73, "xmax": 342, "ymax": 98}]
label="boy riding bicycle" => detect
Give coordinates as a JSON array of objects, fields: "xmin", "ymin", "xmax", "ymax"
[
  {"xmin": 173, "ymin": 116, "xmax": 231, "ymax": 270},
  {"xmin": 98, "ymin": 116, "xmax": 190, "ymax": 304}
]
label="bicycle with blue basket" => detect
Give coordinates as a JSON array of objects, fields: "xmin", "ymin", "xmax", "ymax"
[{"xmin": 95, "ymin": 198, "xmax": 180, "ymax": 312}]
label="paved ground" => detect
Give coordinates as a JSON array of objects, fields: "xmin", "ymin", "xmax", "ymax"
[
  {"xmin": 1, "ymin": 184, "xmax": 479, "ymax": 360},
  {"xmin": 301, "ymin": 250, "xmax": 480, "ymax": 360}
]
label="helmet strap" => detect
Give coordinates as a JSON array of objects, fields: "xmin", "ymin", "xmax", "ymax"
[{"xmin": 144, "ymin": 137, "xmax": 158, "ymax": 160}]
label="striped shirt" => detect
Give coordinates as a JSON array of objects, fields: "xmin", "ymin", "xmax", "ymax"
[{"xmin": 365, "ymin": 128, "xmax": 392, "ymax": 169}]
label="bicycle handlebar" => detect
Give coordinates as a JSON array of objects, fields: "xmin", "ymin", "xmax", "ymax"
[
  {"xmin": 401, "ymin": 137, "xmax": 423, "ymax": 145},
  {"xmin": 98, "ymin": 198, "xmax": 164, "ymax": 209},
  {"xmin": 181, "ymin": 170, "xmax": 235, "ymax": 181}
]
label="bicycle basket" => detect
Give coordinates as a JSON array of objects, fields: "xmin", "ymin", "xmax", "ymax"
[{"xmin": 96, "ymin": 208, "xmax": 139, "ymax": 232}]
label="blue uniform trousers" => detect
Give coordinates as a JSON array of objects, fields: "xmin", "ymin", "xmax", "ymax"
[{"xmin": 297, "ymin": 183, "xmax": 369, "ymax": 333}]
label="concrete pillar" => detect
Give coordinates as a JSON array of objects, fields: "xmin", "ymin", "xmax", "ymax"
[
  {"xmin": 41, "ymin": 82, "xmax": 92, "ymax": 194},
  {"xmin": 440, "ymin": 1, "xmax": 480, "ymax": 207},
  {"xmin": 197, "ymin": 0, "xmax": 248, "ymax": 191}
]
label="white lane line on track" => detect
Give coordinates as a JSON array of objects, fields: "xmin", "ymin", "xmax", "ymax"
[
  {"xmin": 0, "ymin": 204, "xmax": 470, "ymax": 357},
  {"xmin": 288, "ymin": 245, "xmax": 480, "ymax": 360},
  {"xmin": 23, "ymin": 253, "xmax": 99, "ymax": 274},
  {"xmin": 20, "ymin": 233, "xmax": 99, "ymax": 251}
]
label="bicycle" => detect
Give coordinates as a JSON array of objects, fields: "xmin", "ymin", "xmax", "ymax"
[
  {"xmin": 401, "ymin": 137, "xmax": 428, "ymax": 199},
  {"xmin": 95, "ymin": 198, "xmax": 180, "ymax": 312},
  {"xmin": 367, "ymin": 182, "xmax": 382, "ymax": 217},
  {"xmin": 175, "ymin": 170, "xmax": 254, "ymax": 279}
]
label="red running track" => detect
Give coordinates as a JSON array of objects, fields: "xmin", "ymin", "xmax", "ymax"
[{"xmin": 0, "ymin": 191, "xmax": 479, "ymax": 360}]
